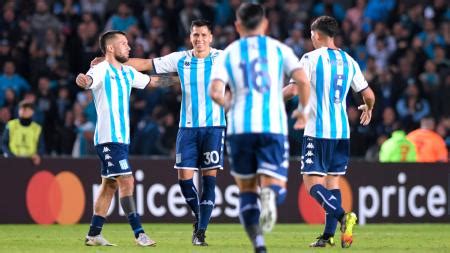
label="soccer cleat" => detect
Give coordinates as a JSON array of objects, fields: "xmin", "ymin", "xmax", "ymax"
[
  {"xmin": 191, "ymin": 222, "xmax": 198, "ymax": 244},
  {"xmin": 309, "ymin": 234, "xmax": 336, "ymax": 247},
  {"xmin": 85, "ymin": 234, "xmax": 116, "ymax": 246},
  {"xmin": 255, "ymin": 246, "xmax": 268, "ymax": 253},
  {"xmin": 259, "ymin": 187, "xmax": 277, "ymax": 233},
  {"xmin": 340, "ymin": 212, "xmax": 357, "ymax": 248},
  {"xmin": 192, "ymin": 229, "xmax": 208, "ymax": 246},
  {"xmin": 135, "ymin": 233, "xmax": 156, "ymax": 246}
]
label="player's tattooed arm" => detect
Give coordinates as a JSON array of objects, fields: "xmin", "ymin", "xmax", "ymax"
[{"xmin": 149, "ymin": 75, "xmax": 180, "ymax": 88}]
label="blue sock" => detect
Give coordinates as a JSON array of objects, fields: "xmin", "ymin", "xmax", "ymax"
[
  {"xmin": 268, "ymin": 184, "xmax": 287, "ymax": 205},
  {"xmin": 310, "ymin": 184, "xmax": 345, "ymax": 221},
  {"xmin": 127, "ymin": 212, "xmax": 145, "ymax": 238},
  {"xmin": 323, "ymin": 189, "xmax": 341, "ymax": 237},
  {"xmin": 199, "ymin": 176, "xmax": 216, "ymax": 230},
  {"xmin": 240, "ymin": 192, "xmax": 265, "ymax": 249},
  {"xmin": 179, "ymin": 179, "xmax": 200, "ymax": 222},
  {"xmin": 239, "ymin": 192, "xmax": 260, "ymax": 226},
  {"xmin": 88, "ymin": 215, "xmax": 105, "ymax": 236}
]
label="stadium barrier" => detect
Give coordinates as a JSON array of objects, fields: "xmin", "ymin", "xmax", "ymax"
[{"xmin": 1, "ymin": 157, "xmax": 448, "ymax": 225}]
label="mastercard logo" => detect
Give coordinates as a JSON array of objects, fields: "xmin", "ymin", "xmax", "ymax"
[
  {"xmin": 298, "ymin": 177, "xmax": 353, "ymax": 224},
  {"xmin": 26, "ymin": 170, "xmax": 85, "ymax": 225}
]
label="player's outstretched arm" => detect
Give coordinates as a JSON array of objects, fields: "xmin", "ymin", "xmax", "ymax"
[
  {"xmin": 90, "ymin": 57, "xmax": 154, "ymax": 72},
  {"xmin": 358, "ymin": 87, "xmax": 375, "ymax": 126},
  {"xmin": 75, "ymin": 73, "xmax": 93, "ymax": 89},
  {"xmin": 149, "ymin": 75, "xmax": 180, "ymax": 88},
  {"xmin": 291, "ymin": 68, "xmax": 310, "ymax": 129}
]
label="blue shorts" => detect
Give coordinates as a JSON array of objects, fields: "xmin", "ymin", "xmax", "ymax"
[
  {"xmin": 300, "ymin": 136, "xmax": 349, "ymax": 176},
  {"xmin": 95, "ymin": 143, "xmax": 132, "ymax": 178},
  {"xmin": 175, "ymin": 127, "xmax": 225, "ymax": 170},
  {"xmin": 226, "ymin": 133, "xmax": 289, "ymax": 181}
]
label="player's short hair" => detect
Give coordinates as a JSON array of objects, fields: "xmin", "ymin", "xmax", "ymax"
[
  {"xmin": 99, "ymin": 30, "xmax": 126, "ymax": 55},
  {"xmin": 236, "ymin": 3, "xmax": 265, "ymax": 30},
  {"xmin": 190, "ymin": 19, "xmax": 213, "ymax": 33},
  {"xmin": 311, "ymin": 16, "xmax": 339, "ymax": 38}
]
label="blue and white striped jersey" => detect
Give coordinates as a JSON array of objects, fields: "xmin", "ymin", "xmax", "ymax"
[
  {"xmin": 299, "ymin": 47, "xmax": 368, "ymax": 139},
  {"xmin": 153, "ymin": 48, "xmax": 226, "ymax": 128},
  {"xmin": 210, "ymin": 35, "xmax": 300, "ymax": 135},
  {"xmin": 87, "ymin": 61, "xmax": 150, "ymax": 145}
]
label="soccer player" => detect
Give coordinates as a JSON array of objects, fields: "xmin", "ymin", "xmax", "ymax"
[
  {"xmin": 209, "ymin": 3, "xmax": 310, "ymax": 253},
  {"xmin": 92, "ymin": 20, "xmax": 225, "ymax": 246},
  {"xmin": 289, "ymin": 16, "xmax": 375, "ymax": 248},
  {"xmin": 76, "ymin": 30, "xmax": 155, "ymax": 247}
]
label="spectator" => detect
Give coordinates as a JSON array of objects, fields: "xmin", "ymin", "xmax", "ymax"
[
  {"xmin": 417, "ymin": 19, "xmax": 445, "ymax": 59},
  {"xmin": 312, "ymin": 0, "xmax": 346, "ymax": 22},
  {"xmin": 54, "ymin": 110, "xmax": 77, "ymax": 155},
  {"xmin": 345, "ymin": 0, "xmax": 366, "ymax": 30},
  {"xmin": 396, "ymin": 80, "xmax": 431, "ymax": 131},
  {"xmin": 407, "ymin": 117, "xmax": 448, "ymax": 162},
  {"xmin": 30, "ymin": 0, "xmax": 62, "ymax": 44},
  {"xmin": 104, "ymin": 2, "xmax": 138, "ymax": 32},
  {"xmin": 2, "ymin": 100, "xmax": 45, "ymax": 165},
  {"xmin": 0, "ymin": 61, "xmax": 30, "ymax": 101}
]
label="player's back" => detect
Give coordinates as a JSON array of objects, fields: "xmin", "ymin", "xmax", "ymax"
[
  {"xmin": 222, "ymin": 35, "xmax": 293, "ymax": 135},
  {"xmin": 301, "ymin": 47, "xmax": 368, "ymax": 139}
]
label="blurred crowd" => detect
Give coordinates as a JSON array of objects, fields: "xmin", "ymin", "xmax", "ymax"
[{"xmin": 0, "ymin": 0, "xmax": 448, "ymax": 161}]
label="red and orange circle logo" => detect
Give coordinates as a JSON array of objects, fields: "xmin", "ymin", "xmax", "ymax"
[
  {"xmin": 298, "ymin": 177, "xmax": 353, "ymax": 224},
  {"xmin": 26, "ymin": 170, "xmax": 85, "ymax": 224}
]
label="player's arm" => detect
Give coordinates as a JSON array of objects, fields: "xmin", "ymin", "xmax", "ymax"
[
  {"xmin": 75, "ymin": 73, "xmax": 93, "ymax": 89},
  {"xmin": 282, "ymin": 82, "xmax": 298, "ymax": 101},
  {"xmin": 209, "ymin": 80, "xmax": 229, "ymax": 110},
  {"xmin": 149, "ymin": 75, "xmax": 180, "ymax": 88},
  {"xmin": 358, "ymin": 87, "xmax": 375, "ymax": 126},
  {"xmin": 290, "ymin": 68, "xmax": 310, "ymax": 129},
  {"xmin": 91, "ymin": 57, "xmax": 155, "ymax": 73}
]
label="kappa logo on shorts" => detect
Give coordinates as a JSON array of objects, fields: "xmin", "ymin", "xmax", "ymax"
[
  {"xmin": 305, "ymin": 158, "xmax": 314, "ymax": 164},
  {"xmin": 306, "ymin": 143, "xmax": 314, "ymax": 149},
  {"xmin": 103, "ymin": 147, "xmax": 110, "ymax": 153},
  {"xmin": 176, "ymin": 153, "xmax": 181, "ymax": 164},
  {"xmin": 107, "ymin": 161, "xmax": 114, "ymax": 167},
  {"xmin": 119, "ymin": 159, "xmax": 129, "ymax": 170},
  {"xmin": 104, "ymin": 154, "xmax": 112, "ymax": 160},
  {"xmin": 305, "ymin": 151, "xmax": 314, "ymax": 157}
]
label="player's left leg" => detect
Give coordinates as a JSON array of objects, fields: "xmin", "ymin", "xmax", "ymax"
[
  {"xmin": 117, "ymin": 175, "xmax": 156, "ymax": 246},
  {"xmin": 256, "ymin": 134, "xmax": 289, "ymax": 233}
]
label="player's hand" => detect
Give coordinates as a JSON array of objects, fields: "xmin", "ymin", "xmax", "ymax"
[
  {"xmin": 292, "ymin": 110, "xmax": 307, "ymax": 129},
  {"xmin": 76, "ymin": 74, "xmax": 92, "ymax": 89},
  {"xmin": 90, "ymin": 57, "xmax": 104, "ymax": 67},
  {"xmin": 358, "ymin": 104, "xmax": 372, "ymax": 126},
  {"xmin": 31, "ymin": 154, "xmax": 41, "ymax": 166}
]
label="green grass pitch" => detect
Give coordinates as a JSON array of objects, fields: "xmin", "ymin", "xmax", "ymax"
[{"xmin": 0, "ymin": 223, "xmax": 449, "ymax": 252}]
